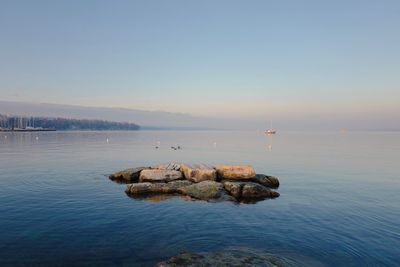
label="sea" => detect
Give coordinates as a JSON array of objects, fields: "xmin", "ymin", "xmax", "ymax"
[{"xmin": 0, "ymin": 130, "xmax": 399, "ymax": 266}]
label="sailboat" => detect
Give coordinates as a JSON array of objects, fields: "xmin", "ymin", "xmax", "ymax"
[{"xmin": 265, "ymin": 120, "xmax": 276, "ymax": 135}]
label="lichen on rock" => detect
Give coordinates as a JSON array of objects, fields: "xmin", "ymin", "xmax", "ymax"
[
  {"xmin": 126, "ymin": 180, "xmax": 192, "ymax": 194},
  {"xmin": 177, "ymin": 181, "xmax": 224, "ymax": 201}
]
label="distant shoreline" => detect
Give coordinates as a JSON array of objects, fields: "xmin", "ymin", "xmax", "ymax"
[
  {"xmin": 0, "ymin": 114, "xmax": 140, "ymax": 131},
  {"xmin": 0, "ymin": 128, "xmax": 56, "ymax": 132}
]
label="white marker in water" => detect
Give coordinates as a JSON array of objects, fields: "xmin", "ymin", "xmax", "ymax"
[
  {"xmin": 106, "ymin": 138, "xmax": 109, "ymax": 143},
  {"xmin": 36, "ymin": 136, "xmax": 39, "ymax": 140},
  {"xmin": 213, "ymin": 142, "xmax": 217, "ymax": 148}
]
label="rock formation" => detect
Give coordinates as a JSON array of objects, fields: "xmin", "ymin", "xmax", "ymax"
[{"xmin": 109, "ymin": 163, "xmax": 280, "ymax": 203}]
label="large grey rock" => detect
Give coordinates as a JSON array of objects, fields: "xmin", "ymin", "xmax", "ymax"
[
  {"xmin": 139, "ymin": 169, "xmax": 183, "ymax": 183},
  {"xmin": 215, "ymin": 165, "xmax": 256, "ymax": 180},
  {"xmin": 157, "ymin": 249, "xmax": 303, "ymax": 267},
  {"xmin": 177, "ymin": 181, "xmax": 225, "ymax": 201},
  {"xmin": 223, "ymin": 181, "xmax": 280, "ymax": 200},
  {"xmin": 109, "ymin": 167, "xmax": 148, "ymax": 182},
  {"xmin": 242, "ymin": 182, "xmax": 280, "ymax": 198},
  {"xmin": 223, "ymin": 181, "xmax": 244, "ymax": 199},
  {"xmin": 252, "ymin": 174, "xmax": 280, "ymax": 188},
  {"xmin": 125, "ymin": 180, "xmax": 192, "ymax": 194},
  {"xmin": 181, "ymin": 164, "xmax": 217, "ymax": 183}
]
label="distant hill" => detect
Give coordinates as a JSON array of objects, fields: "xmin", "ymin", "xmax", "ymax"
[
  {"xmin": 0, "ymin": 101, "xmax": 241, "ymax": 129},
  {"xmin": 0, "ymin": 114, "xmax": 139, "ymax": 131}
]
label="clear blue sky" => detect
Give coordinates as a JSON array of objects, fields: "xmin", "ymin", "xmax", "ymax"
[{"xmin": 0, "ymin": 0, "xmax": 399, "ymax": 121}]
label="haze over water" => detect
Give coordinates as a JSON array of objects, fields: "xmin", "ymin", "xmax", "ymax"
[
  {"xmin": 1, "ymin": 1, "xmax": 400, "ymax": 130},
  {"xmin": 0, "ymin": 130, "xmax": 399, "ymax": 266}
]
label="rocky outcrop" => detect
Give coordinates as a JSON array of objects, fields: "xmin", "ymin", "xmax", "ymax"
[
  {"xmin": 157, "ymin": 249, "xmax": 302, "ymax": 267},
  {"xmin": 139, "ymin": 169, "xmax": 183, "ymax": 183},
  {"xmin": 109, "ymin": 167, "xmax": 148, "ymax": 182},
  {"xmin": 181, "ymin": 164, "xmax": 217, "ymax": 183},
  {"xmin": 215, "ymin": 165, "xmax": 256, "ymax": 180},
  {"xmin": 110, "ymin": 163, "xmax": 280, "ymax": 203}
]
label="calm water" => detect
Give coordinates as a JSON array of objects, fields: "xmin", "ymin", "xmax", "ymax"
[{"xmin": 0, "ymin": 130, "xmax": 399, "ymax": 266}]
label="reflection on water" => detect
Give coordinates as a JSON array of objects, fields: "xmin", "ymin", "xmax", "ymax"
[
  {"xmin": 266, "ymin": 134, "xmax": 273, "ymax": 151},
  {"xmin": 127, "ymin": 193, "xmax": 186, "ymax": 203},
  {"xmin": 0, "ymin": 130, "xmax": 399, "ymax": 266},
  {"xmin": 124, "ymin": 188, "xmax": 279, "ymax": 205}
]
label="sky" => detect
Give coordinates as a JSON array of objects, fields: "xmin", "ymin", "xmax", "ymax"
[{"xmin": 0, "ymin": 0, "xmax": 399, "ymax": 127}]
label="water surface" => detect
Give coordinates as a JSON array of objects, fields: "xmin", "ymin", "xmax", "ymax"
[{"xmin": 0, "ymin": 131, "xmax": 399, "ymax": 266}]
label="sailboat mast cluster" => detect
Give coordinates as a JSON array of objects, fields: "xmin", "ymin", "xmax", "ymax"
[{"xmin": 0, "ymin": 115, "xmax": 53, "ymax": 132}]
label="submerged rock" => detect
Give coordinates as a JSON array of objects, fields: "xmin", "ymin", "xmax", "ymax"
[
  {"xmin": 139, "ymin": 169, "xmax": 183, "ymax": 183},
  {"xmin": 126, "ymin": 180, "xmax": 192, "ymax": 194},
  {"xmin": 157, "ymin": 249, "xmax": 302, "ymax": 267},
  {"xmin": 216, "ymin": 165, "xmax": 256, "ymax": 180},
  {"xmin": 181, "ymin": 164, "xmax": 217, "ymax": 183},
  {"xmin": 109, "ymin": 167, "xmax": 148, "ymax": 182},
  {"xmin": 177, "ymin": 181, "xmax": 225, "ymax": 201},
  {"xmin": 252, "ymin": 174, "xmax": 280, "ymax": 188}
]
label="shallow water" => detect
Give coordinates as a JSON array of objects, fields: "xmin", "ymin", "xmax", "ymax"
[{"xmin": 0, "ymin": 130, "xmax": 399, "ymax": 266}]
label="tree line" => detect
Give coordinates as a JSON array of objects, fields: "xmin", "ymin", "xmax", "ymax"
[{"xmin": 0, "ymin": 114, "xmax": 140, "ymax": 130}]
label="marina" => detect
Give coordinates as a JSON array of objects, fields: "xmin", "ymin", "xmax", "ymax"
[{"xmin": 0, "ymin": 116, "xmax": 55, "ymax": 132}]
